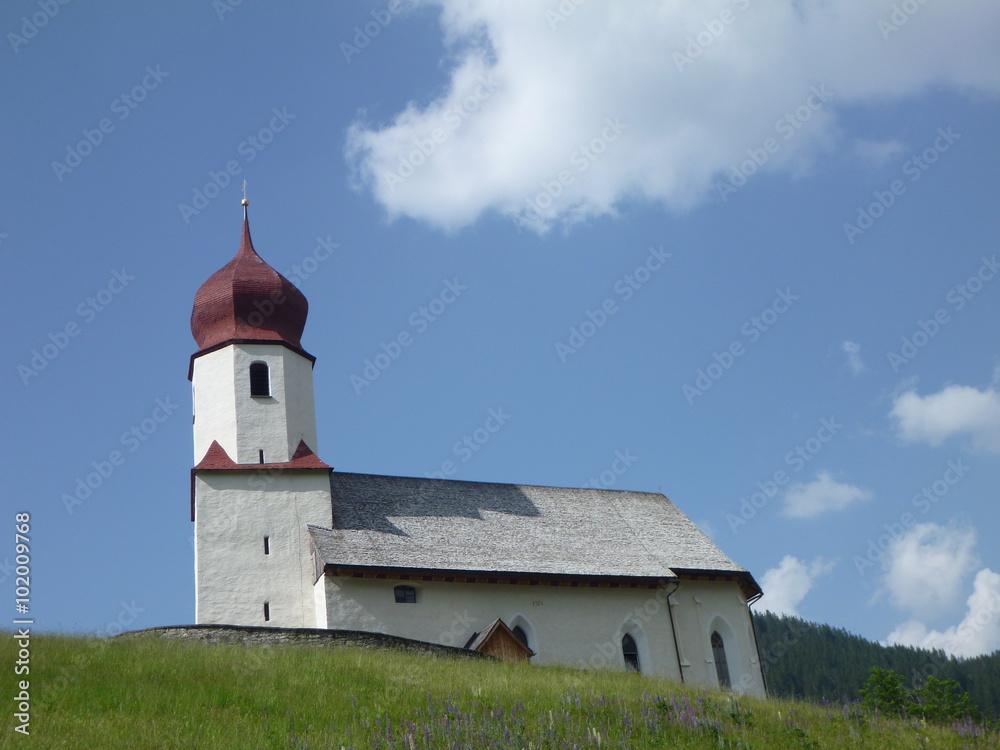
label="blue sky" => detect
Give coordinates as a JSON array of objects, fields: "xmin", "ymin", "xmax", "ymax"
[{"xmin": 2, "ymin": 1, "xmax": 999, "ymax": 657}]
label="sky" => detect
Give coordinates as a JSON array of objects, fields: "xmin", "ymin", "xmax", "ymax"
[{"xmin": 2, "ymin": 1, "xmax": 999, "ymax": 659}]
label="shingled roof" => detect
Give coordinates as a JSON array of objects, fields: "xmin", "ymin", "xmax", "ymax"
[{"xmin": 309, "ymin": 472, "xmax": 758, "ymax": 594}]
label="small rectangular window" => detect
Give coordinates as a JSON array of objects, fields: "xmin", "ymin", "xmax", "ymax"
[
  {"xmin": 263, "ymin": 536, "xmax": 270, "ymax": 555},
  {"xmin": 259, "ymin": 449, "xmax": 265, "ymax": 464},
  {"xmin": 263, "ymin": 602, "xmax": 270, "ymax": 621},
  {"xmin": 394, "ymin": 585, "xmax": 417, "ymax": 603}
]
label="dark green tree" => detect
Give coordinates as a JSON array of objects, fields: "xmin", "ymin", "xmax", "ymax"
[
  {"xmin": 859, "ymin": 667, "xmax": 907, "ymax": 716},
  {"xmin": 909, "ymin": 676, "xmax": 977, "ymax": 723}
]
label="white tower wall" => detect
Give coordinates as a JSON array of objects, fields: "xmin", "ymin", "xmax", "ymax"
[
  {"xmin": 194, "ymin": 470, "xmax": 332, "ymax": 627},
  {"xmin": 192, "ymin": 343, "xmax": 318, "ymax": 465}
]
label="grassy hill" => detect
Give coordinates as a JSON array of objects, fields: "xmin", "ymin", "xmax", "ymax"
[{"xmin": 3, "ymin": 633, "xmax": 998, "ymax": 749}]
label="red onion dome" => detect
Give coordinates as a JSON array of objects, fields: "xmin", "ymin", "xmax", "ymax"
[{"xmin": 191, "ymin": 217, "xmax": 308, "ymax": 353}]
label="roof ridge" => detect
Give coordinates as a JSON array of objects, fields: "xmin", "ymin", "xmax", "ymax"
[{"xmin": 329, "ymin": 470, "xmax": 670, "ymax": 498}]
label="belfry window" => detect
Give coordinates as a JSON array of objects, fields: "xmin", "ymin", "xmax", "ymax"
[
  {"xmin": 249, "ymin": 362, "xmax": 270, "ymax": 397},
  {"xmin": 394, "ymin": 585, "xmax": 417, "ymax": 603},
  {"xmin": 711, "ymin": 631, "xmax": 731, "ymax": 688},
  {"xmin": 622, "ymin": 633, "xmax": 640, "ymax": 671}
]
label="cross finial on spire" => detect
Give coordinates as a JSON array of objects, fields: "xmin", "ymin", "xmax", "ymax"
[{"xmin": 241, "ymin": 180, "xmax": 249, "ymax": 219}]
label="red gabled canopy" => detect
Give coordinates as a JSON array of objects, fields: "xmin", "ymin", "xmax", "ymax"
[{"xmin": 194, "ymin": 440, "xmax": 331, "ymax": 471}]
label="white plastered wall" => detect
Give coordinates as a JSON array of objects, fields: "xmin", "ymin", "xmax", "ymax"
[
  {"xmin": 668, "ymin": 580, "xmax": 765, "ymax": 696},
  {"xmin": 192, "ymin": 343, "xmax": 318, "ymax": 465},
  {"xmin": 194, "ymin": 470, "xmax": 332, "ymax": 628},
  {"xmin": 318, "ymin": 575, "xmax": 764, "ymax": 694},
  {"xmin": 318, "ymin": 576, "xmax": 684, "ymax": 680}
]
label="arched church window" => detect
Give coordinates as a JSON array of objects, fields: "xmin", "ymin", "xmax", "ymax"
[
  {"xmin": 249, "ymin": 362, "xmax": 270, "ymax": 397},
  {"xmin": 394, "ymin": 585, "xmax": 416, "ymax": 603},
  {"xmin": 622, "ymin": 633, "xmax": 640, "ymax": 671},
  {"xmin": 711, "ymin": 631, "xmax": 731, "ymax": 688},
  {"xmin": 512, "ymin": 625, "xmax": 528, "ymax": 647}
]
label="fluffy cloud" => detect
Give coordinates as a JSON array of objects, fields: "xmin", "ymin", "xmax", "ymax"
[
  {"xmin": 879, "ymin": 522, "xmax": 979, "ymax": 615},
  {"xmin": 781, "ymin": 471, "xmax": 872, "ymax": 518},
  {"xmin": 891, "ymin": 385, "xmax": 1000, "ymax": 453},
  {"xmin": 888, "ymin": 568, "xmax": 1000, "ymax": 658},
  {"xmin": 758, "ymin": 555, "xmax": 835, "ymax": 617},
  {"xmin": 345, "ymin": 1, "xmax": 1000, "ymax": 232},
  {"xmin": 841, "ymin": 341, "xmax": 866, "ymax": 375}
]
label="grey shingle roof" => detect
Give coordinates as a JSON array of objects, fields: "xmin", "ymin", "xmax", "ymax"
[{"xmin": 309, "ymin": 472, "xmax": 753, "ymax": 586}]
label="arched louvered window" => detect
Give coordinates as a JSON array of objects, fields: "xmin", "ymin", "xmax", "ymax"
[
  {"xmin": 394, "ymin": 585, "xmax": 416, "ymax": 603},
  {"xmin": 512, "ymin": 625, "xmax": 528, "ymax": 647},
  {"xmin": 622, "ymin": 633, "xmax": 640, "ymax": 671},
  {"xmin": 249, "ymin": 362, "xmax": 270, "ymax": 397},
  {"xmin": 711, "ymin": 631, "xmax": 731, "ymax": 688}
]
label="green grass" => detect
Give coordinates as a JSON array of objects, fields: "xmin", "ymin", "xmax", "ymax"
[{"xmin": 2, "ymin": 634, "xmax": 997, "ymax": 749}]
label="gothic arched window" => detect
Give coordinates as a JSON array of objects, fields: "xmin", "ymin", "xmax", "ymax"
[
  {"xmin": 512, "ymin": 625, "xmax": 528, "ymax": 647},
  {"xmin": 249, "ymin": 362, "xmax": 270, "ymax": 397},
  {"xmin": 711, "ymin": 631, "xmax": 731, "ymax": 688},
  {"xmin": 622, "ymin": 633, "xmax": 640, "ymax": 671}
]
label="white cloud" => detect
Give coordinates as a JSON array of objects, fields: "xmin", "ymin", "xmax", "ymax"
[
  {"xmin": 888, "ymin": 568, "xmax": 1000, "ymax": 658},
  {"xmin": 758, "ymin": 555, "xmax": 835, "ymax": 617},
  {"xmin": 841, "ymin": 340, "xmax": 866, "ymax": 375},
  {"xmin": 345, "ymin": 1, "xmax": 1000, "ymax": 232},
  {"xmin": 880, "ymin": 522, "xmax": 979, "ymax": 616},
  {"xmin": 891, "ymin": 385, "xmax": 1000, "ymax": 453},
  {"xmin": 850, "ymin": 138, "xmax": 907, "ymax": 168},
  {"xmin": 781, "ymin": 470, "xmax": 872, "ymax": 518}
]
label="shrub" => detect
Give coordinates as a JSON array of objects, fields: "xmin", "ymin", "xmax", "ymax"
[{"xmin": 859, "ymin": 667, "xmax": 908, "ymax": 717}]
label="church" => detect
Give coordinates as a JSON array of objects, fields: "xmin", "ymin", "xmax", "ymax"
[{"xmin": 188, "ymin": 201, "xmax": 767, "ymax": 696}]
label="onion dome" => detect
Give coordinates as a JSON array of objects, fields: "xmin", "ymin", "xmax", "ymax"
[{"xmin": 191, "ymin": 211, "xmax": 308, "ymax": 355}]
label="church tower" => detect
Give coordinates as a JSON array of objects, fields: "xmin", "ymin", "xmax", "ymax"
[{"xmin": 189, "ymin": 200, "xmax": 332, "ymax": 628}]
